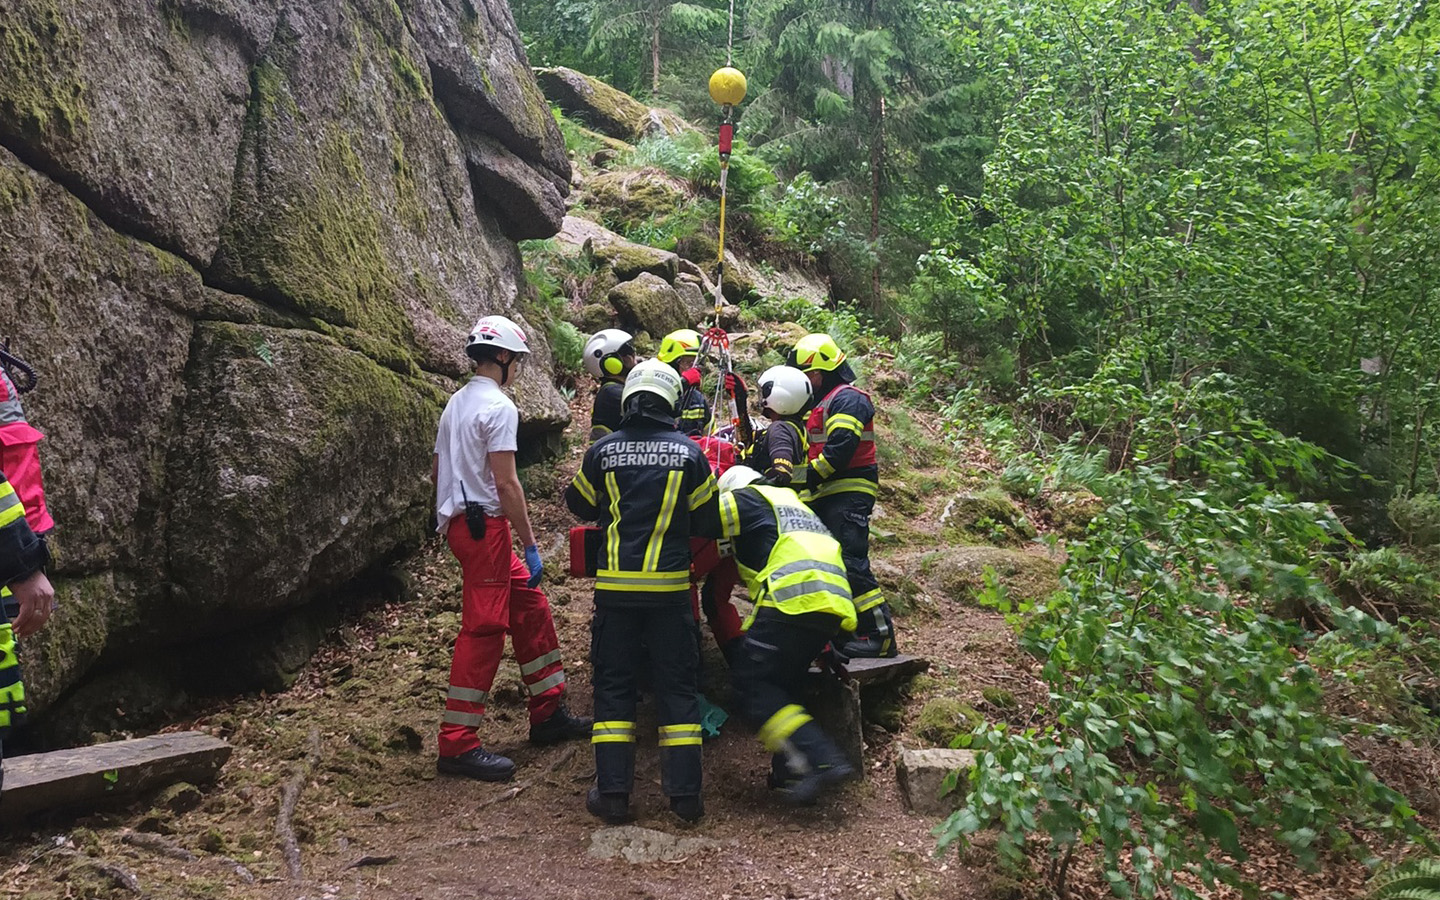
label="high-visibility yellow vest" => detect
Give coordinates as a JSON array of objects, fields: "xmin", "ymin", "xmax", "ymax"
[{"xmin": 736, "ymin": 485, "xmax": 857, "ymax": 632}]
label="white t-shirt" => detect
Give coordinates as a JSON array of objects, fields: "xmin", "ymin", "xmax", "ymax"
[{"xmin": 433, "ymin": 375, "xmax": 519, "ymax": 533}]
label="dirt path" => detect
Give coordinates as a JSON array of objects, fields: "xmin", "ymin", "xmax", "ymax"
[{"xmin": 1, "ymin": 397, "xmax": 1037, "ymax": 900}]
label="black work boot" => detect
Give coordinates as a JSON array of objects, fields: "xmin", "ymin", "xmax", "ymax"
[
  {"xmin": 436, "ymin": 747, "xmax": 515, "ymax": 782},
  {"xmin": 839, "ymin": 632, "xmax": 897, "ymax": 659},
  {"xmin": 669, "ymin": 794, "xmax": 704, "ymax": 824},
  {"xmin": 586, "ymin": 787, "xmax": 634, "ymax": 825},
  {"xmin": 529, "ymin": 704, "xmax": 594, "ymax": 745},
  {"xmin": 780, "ymin": 761, "xmax": 856, "ymax": 806}
]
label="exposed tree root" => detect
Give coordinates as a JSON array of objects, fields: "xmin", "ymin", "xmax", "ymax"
[{"xmin": 276, "ymin": 725, "xmax": 322, "ymax": 882}]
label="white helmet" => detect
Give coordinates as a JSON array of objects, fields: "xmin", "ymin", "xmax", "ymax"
[
  {"xmin": 718, "ymin": 465, "xmax": 764, "ymax": 492},
  {"xmin": 466, "ymin": 315, "xmax": 530, "ymax": 360},
  {"xmin": 621, "ymin": 358, "xmax": 683, "ymax": 413},
  {"xmin": 583, "ymin": 328, "xmax": 634, "ymax": 379},
  {"xmin": 758, "ymin": 365, "xmax": 811, "ymax": 416}
]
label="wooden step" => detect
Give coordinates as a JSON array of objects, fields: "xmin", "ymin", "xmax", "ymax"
[{"xmin": 1, "ymin": 731, "xmax": 232, "ymax": 823}]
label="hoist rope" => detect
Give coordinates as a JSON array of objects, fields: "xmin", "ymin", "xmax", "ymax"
[{"xmin": 726, "ymin": 0, "xmax": 735, "ymax": 66}]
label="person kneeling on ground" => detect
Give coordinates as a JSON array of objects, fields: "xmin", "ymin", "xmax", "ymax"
[
  {"xmin": 433, "ymin": 315, "xmax": 591, "ymax": 783},
  {"xmin": 715, "ymin": 465, "xmax": 858, "ymax": 804},
  {"xmin": 565, "ymin": 359, "xmax": 721, "ymax": 826}
]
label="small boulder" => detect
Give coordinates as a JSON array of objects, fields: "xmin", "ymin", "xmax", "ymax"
[
  {"xmin": 938, "ymin": 489, "xmax": 1036, "ymax": 543},
  {"xmin": 639, "ymin": 108, "xmax": 691, "ymax": 138},
  {"xmin": 154, "ymin": 782, "xmax": 204, "ymax": 816},
  {"xmin": 584, "ymin": 169, "xmax": 687, "ymax": 229},
  {"xmin": 914, "ymin": 697, "xmax": 983, "ymax": 748},
  {"xmin": 926, "ymin": 546, "xmax": 1061, "ymax": 607},
  {"xmin": 720, "ymin": 250, "xmax": 759, "ymax": 303},
  {"xmin": 593, "ymin": 241, "xmax": 679, "ymax": 283},
  {"xmin": 609, "ymin": 273, "xmax": 697, "ymax": 337},
  {"xmin": 674, "ymin": 279, "xmax": 708, "ymax": 316},
  {"xmin": 896, "ymin": 745, "xmax": 976, "ymax": 817},
  {"xmin": 576, "ymin": 303, "xmax": 616, "ymax": 334},
  {"xmin": 1040, "ymin": 490, "xmax": 1106, "ymax": 539}
]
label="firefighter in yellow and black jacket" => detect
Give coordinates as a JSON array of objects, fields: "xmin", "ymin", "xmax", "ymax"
[
  {"xmin": 716, "ymin": 465, "xmax": 858, "ymax": 804},
  {"xmin": 565, "ymin": 360, "xmax": 722, "ymax": 826},
  {"xmin": 789, "ymin": 333, "xmax": 898, "ymax": 659},
  {"xmin": 0, "ymin": 468, "xmax": 56, "ymax": 791}
]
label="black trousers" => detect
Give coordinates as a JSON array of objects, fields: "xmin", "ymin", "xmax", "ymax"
[
  {"xmin": 810, "ymin": 491, "xmax": 894, "ymax": 641},
  {"xmin": 733, "ymin": 609, "xmax": 848, "ymax": 777},
  {"xmin": 590, "ymin": 605, "xmax": 702, "ymax": 798}
]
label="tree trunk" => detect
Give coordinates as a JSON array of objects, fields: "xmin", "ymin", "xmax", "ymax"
[
  {"xmin": 651, "ymin": 14, "xmax": 661, "ymax": 95},
  {"xmin": 869, "ymin": 92, "xmax": 884, "ymax": 304}
]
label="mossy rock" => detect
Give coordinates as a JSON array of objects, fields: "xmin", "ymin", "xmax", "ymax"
[
  {"xmin": 1040, "ymin": 490, "xmax": 1105, "ymax": 539},
  {"xmin": 720, "ymin": 251, "xmax": 759, "ymax": 303},
  {"xmin": 940, "ymin": 489, "xmax": 1036, "ymax": 544},
  {"xmin": 915, "ymin": 697, "xmax": 983, "ymax": 747},
  {"xmin": 592, "ymin": 241, "xmax": 679, "ymax": 283},
  {"xmin": 675, "ymin": 233, "xmax": 720, "ymax": 268},
  {"xmin": 576, "ymin": 302, "xmax": 617, "ymax": 333},
  {"xmin": 981, "ymin": 687, "xmax": 1017, "ymax": 710},
  {"xmin": 154, "ymin": 782, "xmax": 204, "ymax": 816},
  {"xmin": 586, "ymin": 169, "xmax": 687, "ymax": 229},
  {"xmin": 535, "ymin": 67, "xmax": 652, "ymax": 141},
  {"xmin": 607, "ymin": 272, "xmax": 706, "ymax": 339},
  {"xmin": 985, "ymin": 874, "xmax": 1027, "ymax": 900},
  {"xmin": 927, "ymin": 546, "xmax": 1061, "ymax": 607}
]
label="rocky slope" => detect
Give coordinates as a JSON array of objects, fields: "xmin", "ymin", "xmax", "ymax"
[{"xmin": 0, "ymin": 0, "xmax": 571, "ymax": 723}]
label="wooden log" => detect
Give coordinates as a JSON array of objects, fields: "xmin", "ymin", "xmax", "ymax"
[{"xmin": 0, "ymin": 731, "xmax": 231, "ymax": 823}]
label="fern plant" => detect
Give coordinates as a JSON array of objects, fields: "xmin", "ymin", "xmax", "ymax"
[{"xmin": 1369, "ymin": 858, "xmax": 1440, "ymax": 899}]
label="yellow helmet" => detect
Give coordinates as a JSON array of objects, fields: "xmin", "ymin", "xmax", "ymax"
[
  {"xmin": 657, "ymin": 328, "xmax": 703, "ymax": 364},
  {"xmin": 788, "ymin": 333, "xmax": 846, "ymax": 373}
]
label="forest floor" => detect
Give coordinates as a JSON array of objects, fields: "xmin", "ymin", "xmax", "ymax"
[{"xmin": 0, "ymin": 389, "xmax": 1420, "ymax": 900}]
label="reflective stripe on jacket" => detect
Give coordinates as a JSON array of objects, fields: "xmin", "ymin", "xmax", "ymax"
[
  {"xmin": 805, "ymin": 384, "xmax": 877, "ymax": 499},
  {"xmin": 720, "ymin": 484, "xmax": 856, "ymax": 631}
]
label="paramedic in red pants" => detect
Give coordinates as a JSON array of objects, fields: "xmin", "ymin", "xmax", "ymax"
[{"xmin": 433, "ymin": 315, "xmax": 591, "ymax": 782}]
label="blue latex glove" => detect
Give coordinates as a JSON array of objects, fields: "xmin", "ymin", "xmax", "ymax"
[{"xmin": 524, "ymin": 544, "xmax": 543, "ymax": 588}]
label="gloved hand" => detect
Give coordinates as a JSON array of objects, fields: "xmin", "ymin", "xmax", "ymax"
[
  {"xmin": 680, "ymin": 367, "xmax": 702, "ymax": 389},
  {"xmin": 806, "ymin": 464, "xmax": 822, "ymax": 493},
  {"xmin": 524, "ymin": 544, "xmax": 543, "ymax": 588},
  {"xmin": 723, "ymin": 371, "xmax": 746, "ymax": 397}
]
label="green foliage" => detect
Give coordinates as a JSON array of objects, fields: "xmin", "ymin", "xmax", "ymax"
[
  {"xmin": 933, "ymin": 0, "xmax": 1440, "ymax": 493},
  {"xmin": 551, "ymin": 107, "xmax": 606, "ymax": 159},
  {"xmin": 1339, "ymin": 548, "xmax": 1440, "ymax": 619},
  {"xmin": 939, "ymin": 443, "xmax": 1425, "ymax": 897},
  {"xmin": 1369, "ymin": 858, "xmax": 1440, "ymax": 900},
  {"xmin": 1389, "ymin": 494, "xmax": 1440, "ymax": 549}
]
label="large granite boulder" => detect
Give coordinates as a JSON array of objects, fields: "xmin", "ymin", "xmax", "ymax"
[
  {"xmin": 536, "ymin": 67, "xmax": 691, "ymax": 142},
  {"xmin": 0, "ymin": 0, "xmax": 572, "ymax": 724}
]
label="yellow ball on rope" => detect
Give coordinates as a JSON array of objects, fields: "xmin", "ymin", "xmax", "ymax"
[{"xmin": 709, "ymin": 67, "xmax": 747, "ymax": 107}]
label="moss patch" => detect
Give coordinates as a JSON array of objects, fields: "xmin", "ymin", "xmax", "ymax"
[
  {"xmin": 927, "ymin": 546, "xmax": 1061, "ymax": 607},
  {"xmin": 593, "ymin": 242, "xmax": 678, "ymax": 283},
  {"xmin": 939, "ymin": 488, "xmax": 1036, "ymax": 545},
  {"xmin": 0, "ymin": 1, "xmax": 89, "ymax": 135},
  {"xmin": 914, "ymin": 697, "xmax": 983, "ymax": 747},
  {"xmin": 586, "ymin": 170, "xmax": 687, "ymax": 229}
]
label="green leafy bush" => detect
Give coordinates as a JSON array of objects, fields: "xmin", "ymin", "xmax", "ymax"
[
  {"xmin": 937, "ymin": 428, "xmax": 1424, "ymax": 899},
  {"xmin": 1389, "ymin": 494, "xmax": 1440, "ymax": 549}
]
